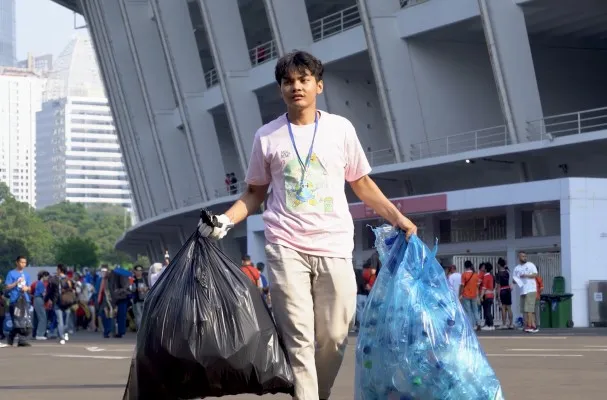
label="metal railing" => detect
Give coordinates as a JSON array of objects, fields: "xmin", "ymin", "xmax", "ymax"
[
  {"xmin": 214, "ymin": 180, "xmax": 247, "ymax": 199},
  {"xmin": 409, "ymin": 125, "xmax": 509, "ymax": 161},
  {"xmin": 440, "ymin": 226, "xmax": 507, "ymax": 244},
  {"xmin": 249, "ymin": 40, "xmax": 278, "ymax": 67},
  {"xmin": 367, "ymin": 148, "xmax": 397, "ymax": 167},
  {"xmin": 310, "ymin": 5, "xmax": 362, "ymax": 42},
  {"xmin": 526, "ymin": 106, "xmax": 607, "ymax": 141},
  {"xmin": 204, "ymin": 68, "xmax": 219, "ymax": 88},
  {"xmin": 400, "ymin": 0, "xmax": 430, "ymax": 8}
]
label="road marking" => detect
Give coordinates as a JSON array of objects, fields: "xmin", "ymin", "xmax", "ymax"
[
  {"xmin": 487, "ymin": 354, "xmax": 583, "ymax": 357},
  {"xmin": 583, "ymin": 345, "xmax": 607, "ymax": 348},
  {"xmin": 33, "ymin": 353, "xmax": 129, "ymax": 360},
  {"xmin": 86, "ymin": 347, "xmax": 105, "ymax": 352},
  {"xmin": 480, "ymin": 336, "xmax": 568, "ymax": 340},
  {"xmin": 508, "ymin": 348, "xmax": 607, "ymax": 352}
]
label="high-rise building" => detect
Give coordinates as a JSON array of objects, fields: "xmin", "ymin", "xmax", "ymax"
[
  {"xmin": 17, "ymin": 54, "xmax": 54, "ymax": 76},
  {"xmin": 0, "ymin": 0, "xmax": 16, "ymax": 66},
  {"xmin": 35, "ymin": 32, "xmax": 132, "ymax": 212},
  {"xmin": 0, "ymin": 67, "xmax": 44, "ymax": 206}
]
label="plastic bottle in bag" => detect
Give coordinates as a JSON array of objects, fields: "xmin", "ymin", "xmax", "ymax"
[{"xmin": 355, "ymin": 225, "xmax": 504, "ymax": 400}]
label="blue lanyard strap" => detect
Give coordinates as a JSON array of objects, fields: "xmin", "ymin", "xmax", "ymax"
[{"xmin": 286, "ymin": 112, "xmax": 319, "ymax": 178}]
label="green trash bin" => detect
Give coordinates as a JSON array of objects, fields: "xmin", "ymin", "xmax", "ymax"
[
  {"xmin": 552, "ymin": 276, "xmax": 566, "ymax": 294},
  {"xmin": 539, "ymin": 296, "xmax": 552, "ymax": 328},
  {"xmin": 547, "ymin": 294, "xmax": 574, "ymax": 328}
]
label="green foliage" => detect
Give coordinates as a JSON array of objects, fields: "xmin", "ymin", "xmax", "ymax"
[
  {"xmin": 54, "ymin": 236, "xmax": 99, "ymax": 268},
  {"xmin": 0, "ymin": 181, "xmax": 135, "ymax": 269}
]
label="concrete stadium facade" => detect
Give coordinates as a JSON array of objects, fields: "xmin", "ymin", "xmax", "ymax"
[{"xmin": 52, "ymin": 0, "xmax": 607, "ymax": 326}]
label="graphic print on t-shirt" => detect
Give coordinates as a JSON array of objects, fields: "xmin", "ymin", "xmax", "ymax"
[{"xmin": 283, "ymin": 152, "xmax": 333, "ymax": 213}]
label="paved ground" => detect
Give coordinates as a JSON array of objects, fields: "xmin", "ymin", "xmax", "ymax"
[{"xmin": 0, "ymin": 329, "xmax": 606, "ymax": 399}]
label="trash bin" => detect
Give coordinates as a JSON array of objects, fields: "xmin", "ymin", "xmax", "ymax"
[
  {"xmin": 547, "ymin": 294, "xmax": 574, "ymax": 328},
  {"xmin": 539, "ymin": 296, "xmax": 552, "ymax": 328},
  {"xmin": 552, "ymin": 276, "xmax": 566, "ymax": 294}
]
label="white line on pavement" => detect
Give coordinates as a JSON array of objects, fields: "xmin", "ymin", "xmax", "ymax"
[
  {"xmin": 507, "ymin": 348, "xmax": 607, "ymax": 352},
  {"xmin": 480, "ymin": 337, "xmax": 568, "ymax": 340},
  {"xmin": 487, "ymin": 354, "xmax": 583, "ymax": 357},
  {"xmin": 33, "ymin": 353, "xmax": 129, "ymax": 360}
]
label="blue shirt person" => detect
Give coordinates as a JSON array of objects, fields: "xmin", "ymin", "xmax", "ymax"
[
  {"xmin": 5, "ymin": 266, "xmax": 31, "ymax": 304},
  {"xmin": 3, "ymin": 256, "xmax": 32, "ymax": 347}
]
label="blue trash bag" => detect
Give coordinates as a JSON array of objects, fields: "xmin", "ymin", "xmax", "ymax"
[{"xmin": 355, "ymin": 225, "xmax": 504, "ymax": 400}]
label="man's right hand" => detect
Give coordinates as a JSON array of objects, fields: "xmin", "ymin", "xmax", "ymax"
[{"xmin": 198, "ymin": 214, "xmax": 233, "ymax": 240}]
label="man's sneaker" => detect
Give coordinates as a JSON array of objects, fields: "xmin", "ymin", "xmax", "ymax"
[
  {"xmin": 60, "ymin": 339, "xmax": 66, "ymax": 345},
  {"xmin": 530, "ymin": 327, "xmax": 539, "ymax": 333},
  {"xmin": 35, "ymin": 336, "xmax": 47, "ymax": 341},
  {"xmin": 0, "ymin": 342, "xmax": 8, "ymax": 348},
  {"xmin": 481, "ymin": 326, "xmax": 495, "ymax": 331},
  {"xmin": 64, "ymin": 333, "xmax": 69, "ymax": 341}
]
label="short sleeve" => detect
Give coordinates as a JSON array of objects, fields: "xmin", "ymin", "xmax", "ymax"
[
  {"xmin": 5, "ymin": 271, "xmax": 15, "ymax": 286},
  {"xmin": 245, "ymin": 132, "xmax": 271, "ymax": 186},
  {"xmin": 344, "ymin": 120, "xmax": 372, "ymax": 182}
]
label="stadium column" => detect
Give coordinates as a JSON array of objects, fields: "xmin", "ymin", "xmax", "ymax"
[
  {"xmin": 82, "ymin": 0, "xmax": 182, "ymax": 215},
  {"xmin": 262, "ymin": 0, "xmax": 314, "ymax": 54},
  {"xmin": 150, "ymin": 0, "xmax": 228, "ymax": 202},
  {"xmin": 262, "ymin": 0, "xmax": 329, "ymax": 110},
  {"xmin": 356, "ymin": 0, "xmax": 426, "ymax": 162},
  {"xmin": 478, "ymin": 0, "xmax": 543, "ymax": 143},
  {"xmin": 198, "ymin": 0, "xmax": 263, "ymax": 170},
  {"xmin": 80, "ymin": 0, "xmax": 155, "ymax": 220}
]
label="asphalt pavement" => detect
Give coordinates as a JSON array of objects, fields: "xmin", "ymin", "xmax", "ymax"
[{"xmin": 0, "ymin": 329, "xmax": 606, "ymax": 399}]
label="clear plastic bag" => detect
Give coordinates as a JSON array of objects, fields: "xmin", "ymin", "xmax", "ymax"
[
  {"xmin": 123, "ymin": 211, "xmax": 294, "ymax": 399},
  {"xmin": 355, "ymin": 226, "xmax": 504, "ymax": 400}
]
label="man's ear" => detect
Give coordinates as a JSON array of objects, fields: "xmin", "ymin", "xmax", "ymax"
[{"xmin": 316, "ymin": 80, "xmax": 324, "ymax": 95}]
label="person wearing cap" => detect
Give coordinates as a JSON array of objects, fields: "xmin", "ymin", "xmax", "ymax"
[{"xmin": 131, "ymin": 265, "xmax": 148, "ymax": 329}]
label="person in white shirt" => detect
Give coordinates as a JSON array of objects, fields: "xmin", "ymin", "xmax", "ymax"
[
  {"xmin": 512, "ymin": 251, "xmax": 538, "ymax": 333},
  {"xmin": 443, "ymin": 265, "xmax": 462, "ymax": 301}
]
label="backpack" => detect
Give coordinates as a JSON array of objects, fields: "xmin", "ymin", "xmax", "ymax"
[{"xmin": 59, "ymin": 278, "xmax": 76, "ymax": 308}]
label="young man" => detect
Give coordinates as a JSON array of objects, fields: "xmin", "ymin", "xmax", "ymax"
[
  {"xmin": 198, "ymin": 50, "xmax": 417, "ymax": 400},
  {"xmin": 4, "ymin": 255, "xmax": 32, "ymax": 347},
  {"xmin": 513, "ymin": 251, "xmax": 538, "ymax": 333},
  {"xmin": 480, "ymin": 262, "xmax": 495, "ymax": 331},
  {"xmin": 459, "ymin": 260, "xmax": 481, "ymax": 330}
]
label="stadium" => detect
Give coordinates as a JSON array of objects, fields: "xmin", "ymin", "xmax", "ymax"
[{"xmin": 52, "ymin": 0, "xmax": 607, "ymax": 327}]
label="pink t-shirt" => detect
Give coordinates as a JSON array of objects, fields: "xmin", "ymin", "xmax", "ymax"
[{"xmin": 245, "ymin": 110, "xmax": 372, "ymax": 258}]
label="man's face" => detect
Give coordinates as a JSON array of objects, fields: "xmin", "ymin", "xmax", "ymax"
[
  {"xmin": 279, "ymin": 69, "xmax": 323, "ymax": 110},
  {"xmin": 519, "ymin": 252, "xmax": 527, "ymax": 263},
  {"xmin": 134, "ymin": 269, "xmax": 142, "ymax": 278},
  {"xmin": 16, "ymin": 258, "xmax": 26, "ymax": 269}
]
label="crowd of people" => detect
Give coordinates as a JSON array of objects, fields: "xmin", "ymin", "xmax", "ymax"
[
  {"xmin": 443, "ymin": 251, "xmax": 544, "ymax": 333},
  {"xmin": 0, "ymin": 253, "xmax": 173, "ymax": 348}
]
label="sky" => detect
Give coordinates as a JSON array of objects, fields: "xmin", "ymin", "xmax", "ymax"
[{"xmin": 16, "ymin": 0, "xmax": 85, "ymax": 60}]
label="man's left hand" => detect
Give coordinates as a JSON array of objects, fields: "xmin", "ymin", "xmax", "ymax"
[{"xmin": 396, "ymin": 215, "xmax": 417, "ymax": 240}]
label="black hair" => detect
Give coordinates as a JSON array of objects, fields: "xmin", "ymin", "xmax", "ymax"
[
  {"xmin": 242, "ymin": 255, "xmax": 251, "ymax": 261},
  {"xmin": 57, "ymin": 264, "xmax": 67, "ymax": 274},
  {"xmin": 275, "ymin": 50, "xmax": 324, "ymax": 84},
  {"xmin": 484, "ymin": 262, "xmax": 493, "ymax": 273},
  {"xmin": 134, "ymin": 265, "xmax": 143, "ymax": 271},
  {"xmin": 497, "ymin": 257, "xmax": 506, "ymax": 267},
  {"xmin": 15, "ymin": 255, "xmax": 26, "ymax": 262},
  {"xmin": 464, "ymin": 260, "xmax": 473, "ymax": 269},
  {"xmin": 38, "ymin": 270, "xmax": 50, "ymax": 280}
]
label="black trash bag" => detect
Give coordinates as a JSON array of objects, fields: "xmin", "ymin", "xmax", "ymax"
[
  {"xmin": 123, "ymin": 210, "xmax": 294, "ymax": 400},
  {"xmin": 12, "ymin": 293, "xmax": 33, "ymax": 330}
]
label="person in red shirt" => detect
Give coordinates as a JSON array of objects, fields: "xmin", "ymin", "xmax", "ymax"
[
  {"xmin": 459, "ymin": 260, "xmax": 481, "ymax": 331},
  {"xmin": 240, "ymin": 255, "xmax": 261, "ymax": 288},
  {"xmin": 480, "ymin": 263, "xmax": 495, "ymax": 331}
]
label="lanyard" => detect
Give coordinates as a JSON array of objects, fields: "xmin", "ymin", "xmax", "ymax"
[{"xmin": 286, "ymin": 112, "xmax": 319, "ymax": 184}]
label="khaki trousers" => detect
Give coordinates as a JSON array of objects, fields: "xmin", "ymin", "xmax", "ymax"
[{"xmin": 265, "ymin": 243, "xmax": 356, "ymax": 400}]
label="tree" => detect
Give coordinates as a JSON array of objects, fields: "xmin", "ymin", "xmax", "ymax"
[
  {"xmin": 0, "ymin": 233, "xmax": 29, "ymax": 278},
  {"xmin": 54, "ymin": 236, "xmax": 99, "ymax": 268},
  {"xmin": 0, "ymin": 183, "xmax": 54, "ymax": 265}
]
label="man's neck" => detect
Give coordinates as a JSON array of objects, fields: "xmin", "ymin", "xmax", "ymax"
[{"xmin": 287, "ymin": 107, "xmax": 318, "ymax": 126}]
